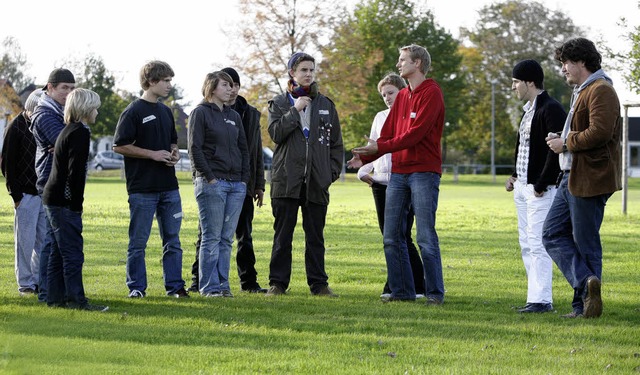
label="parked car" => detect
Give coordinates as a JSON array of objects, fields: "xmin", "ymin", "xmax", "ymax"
[
  {"xmin": 175, "ymin": 149, "xmax": 191, "ymax": 172},
  {"xmin": 92, "ymin": 151, "xmax": 124, "ymax": 170},
  {"xmin": 263, "ymin": 147, "xmax": 273, "ymax": 170}
]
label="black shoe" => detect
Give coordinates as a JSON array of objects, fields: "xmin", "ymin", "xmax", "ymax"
[
  {"xmin": 561, "ymin": 310, "xmax": 584, "ymax": 318},
  {"xmin": 18, "ymin": 288, "xmax": 37, "ymax": 297},
  {"xmin": 583, "ymin": 276, "xmax": 602, "ymax": 318},
  {"xmin": 170, "ymin": 288, "xmax": 190, "ymax": 299},
  {"xmin": 380, "ymin": 294, "xmax": 415, "ymax": 303},
  {"xmin": 517, "ymin": 302, "xmax": 553, "ymax": 313},
  {"xmin": 265, "ymin": 285, "xmax": 286, "ymax": 296},
  {"xmin": 312, "ymin": 286, "xmax": 338, "ymax": 298},
  {"xmin": 242, "ymin": 286, "xmax": 268, "ymax": 293},
  {"xmin": 187, "ymin": 284, "xmax": 199, "ymax": 293}
]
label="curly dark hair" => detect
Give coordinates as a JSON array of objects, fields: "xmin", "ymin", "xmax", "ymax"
[{"xmin": 554, "ymin": 38, "xmax": 602, "ymax": 73}]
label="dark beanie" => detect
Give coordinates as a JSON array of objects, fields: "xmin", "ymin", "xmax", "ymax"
[
  {"xmin": 512, "ymin": 60, "xmax": 544, "ymax": 86},
  {"xmin": 287, "ymin": 52, "xmax": 306, "ymax": 70},
  {"xmin": 42, "ymin": 68, "xmax": 75, "ymax": 90},
  {"xmin": 221, "ymin": 67, "xmax": 240, "ymax": 86}
]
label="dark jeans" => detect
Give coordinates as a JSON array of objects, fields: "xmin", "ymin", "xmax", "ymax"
[
  {"xmin": 191, "ymin": 195, "xmax": 262, "ymax": 290},
  {"xmin": 542, "ymin": 172, "xmax": 610, "ymax": 312},
  {"xmin": 44, "ymin": 206, "xmax": 87, "ymax": 307},
  {"xmin": 269, "ymin": 194, "xmax": 329, "ymax": 293},
  {"xmin": 371, "ymin": 183, "xmax": 425, "ymax": 295}
]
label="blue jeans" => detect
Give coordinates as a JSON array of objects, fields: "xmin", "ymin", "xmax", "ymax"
[
  {"xmin": 38, "ymin": 213, "xmax": 57, "ymax": 302},
  {"xmin": 44, "ymin": 206, "xmax": 87, "ymax": 307},
  {"xmin": 126, "ymin": 189, "xmax": 185, "ymax": 295},
  {"xmin": 542, "ymin": 172, "xmax": 610, "ymax": 312},
  {"xmin": 384, "ymin": 172, "xmax": 444, "ymax": 301},
  {"xmin": 194, "ymin": 178, "xmax": 246, "ymax": 294}
]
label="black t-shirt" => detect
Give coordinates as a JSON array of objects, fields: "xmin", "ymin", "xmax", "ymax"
[{"xmin": 113, "ymin": 99, "xmax": 179, "ymax": 194}]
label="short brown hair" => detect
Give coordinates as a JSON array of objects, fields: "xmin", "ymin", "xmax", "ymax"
[
  {"xmin": 399, "ymin": 44, "xmax": 431, "ymax": 74},
  {"xmin": 140, "ymin": 60, "xmax": 175, "ymax": 90},
  {"xmin": 377, "ymin": 73, "xmax": 406, "ymax": 93},
  {"xmin": 201, "ymin": 71, "xmax": 234, "ymax": 102}
]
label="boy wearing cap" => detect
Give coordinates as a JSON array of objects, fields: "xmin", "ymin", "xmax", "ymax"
[
  {"xmin": 31, "ymin": 68, "xmax": 76, "ymax": 303},
  {"xmin": 506, "ymin": 59, "xmax": 566, "ymax": 313},
  {"xmin": 266, "ymin": 52, "xmax": 343, "ymax": 297},
  {"xmin": 1, "ymin": 89, "xmax": 47, "ymax": 296},
  {"xmin": 188, "ymin": 67, "xmax": 267, "ymax": 293}
]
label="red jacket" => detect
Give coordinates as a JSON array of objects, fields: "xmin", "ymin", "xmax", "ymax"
[{"xmin": 362, "ymin": 78, "xmax": 444, "ymax": 174}]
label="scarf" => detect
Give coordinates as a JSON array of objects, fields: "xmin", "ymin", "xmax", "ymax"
[
  {"xmin": 559, "ymin": 69, "xmax": 613, "ymax": 170},
  {"xmin": 287, "ymin": 79, "xmax": 318, "ymax": 99}
]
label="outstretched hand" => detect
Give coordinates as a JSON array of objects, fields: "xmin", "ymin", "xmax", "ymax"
[
  {"xmin": 347, "ymin": 154, "xmax": 363, "ymax": 169},
  {"xmin": 352, "ymin": 135, "xmax": 378, "ymax": 156}
]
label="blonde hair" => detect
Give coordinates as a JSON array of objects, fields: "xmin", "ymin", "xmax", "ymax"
[
  {"xmin": 377, "ymin": 73, "xmax": 406, "ymax": 93},
  {"xmin": 63, "ymin": 88, "xmax": 101, "ymax": 125}
]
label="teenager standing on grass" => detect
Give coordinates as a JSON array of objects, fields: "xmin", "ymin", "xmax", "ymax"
[
  {"xmin": 113, "ymin": 60, "xmax": 189, "ymax": 299},
  {"xmin": 349, "ymin": 44, "xmax": 445, "ymax": 305},
  {"xmin": 356, "ymin": 73, "xmax": 426, "ymax": 299},
  {"xmin": 42, "ymin": 88, "xmax": 107, "ymax": 312},
  {"xmin": 188, "ymin": 71, "xmax": 249, "ymax": 298},
  {"xmin": 266, "ymin": 52, "xmax": 343, "ymax": 297},
  {"xmin": 2, "ymin": 89, "xmax": 46, "ymax": 297},
  {"xmin": 505, "ymin": 60, "xmax": 565, "ymax": 314},
  {"xmin": 31, "ymin": 68, "xmax": 76, "ymax": 303},
  {"xmin": 543, "ymin": 38, "xmax": 621, "ymax": 319}
]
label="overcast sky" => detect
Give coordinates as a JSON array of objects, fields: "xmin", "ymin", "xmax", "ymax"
[{"xmin": 1, "ymin": 0, "xmax": 638, "ymax": 114}]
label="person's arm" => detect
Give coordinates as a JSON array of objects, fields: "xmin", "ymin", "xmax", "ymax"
[
  {"xmin": 328, "ymin": 103, "xmax": 344, "ymax": 182},
  {"xmin": 566, "ymin": 84, "xmax": 620, "ymax": 152},
  {"xmin": 2, "ymin": 120, "xmax": 25, "ymax": 205},
  {"xmin": 267, "ymin": 96, "xmax": 302, "ymax": 144},
  {"xmin": 113, "ymin": 143, "xmax": 175, "ymax": 165},
  {"xmin": 67, "ymin": 126, "xmax": 91, "ymax": 212},
  {"xmin": 187, "ymin": 107, "xmax": 215, "ymax": 182},
  {"xmin": 534, "ymin": 101, "xmax": 566, "ymax": 194}
]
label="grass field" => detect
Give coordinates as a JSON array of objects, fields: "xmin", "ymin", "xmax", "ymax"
[{"xmin": 0, "ymin": 172, "xmax": 638, "ymax": 374}]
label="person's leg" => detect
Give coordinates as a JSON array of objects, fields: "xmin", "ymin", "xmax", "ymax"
[
  {"xmin": 405, "ymin": 206, "xmax": 426, "ymax": 295},
  {"xmin": 236, "ymin": 194, "xmax": 260, "ymax": 290},
  {"xmin": 37, "ymin": 210, "xmax": 55, "ymax": 302},
  {"xmin": 156, "ymin": 189, "xmax": 185, "ymax": 295},
  {"xmin": 543, "ymin": 175, "xmax": 581, "ymax": 312},
  {"xmin": 195, "ymin": 178, "xmax": 222, "ymax": 294},
  {"xmin": 52, "ymin": 207, "xmax": 87, "ymax": 308},
  {"xmin": 524, "ymin": 184, "xmax": 556, "ymax": 305},
  {"xmin": 44, "ymin": 206, "xmax": 65, "ymax": 306},
  {"xmin": 218, "ymin": 181, "xmax": 246, "ymax": 292},
  {"xmin": 410, "ymin": 172, "xmax": 444, "ymax": 302},
  {"xmin": 14, "ymin": 194, "xmax": 40, "ymax": 292},
  {"xmin": 371, "ymin": 183, "xmax": 391, "ymax": 295},
  {"xmin": 189, "ymin": 220, "xmax": 201, "ymax": 291},
  {"xmin": 126, "ymin": 193, "xmax": 157, "ymax": 294},
  {"xmin": 301, "ymin": 202, "xmax": 329, "ymax": 293},
  {"xmin": 269, "ymin": 198, "xmax": 299, "ymax": 290},
  {"xmin": 383, "ymin": 173, "xmax": 415, "ymax": 300}
]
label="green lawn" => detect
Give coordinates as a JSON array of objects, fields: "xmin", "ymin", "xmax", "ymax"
[{"xmin": 0, "ymin": 172, "xmax": 638, "ymax": 374}]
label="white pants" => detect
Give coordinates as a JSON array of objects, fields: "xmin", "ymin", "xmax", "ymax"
[
  {"xmin": 514, "ymin": 181, "xmax": 556, "ymax": 304},
  {"xmin": 14, "ymin": 193, "xmax": 47, "ymax": 292}
]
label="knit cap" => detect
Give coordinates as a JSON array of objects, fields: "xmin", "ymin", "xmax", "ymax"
[
  {"xmin": 24, "ymin": 89, "xmax": 44, "ymax": 112},
  {"xmin": 221, "ymin": 67, "xmax": 240, "ymax": 86},
  {"xmin": 512, "ymin": 59, "xmax": 544, "ymax": 86}
]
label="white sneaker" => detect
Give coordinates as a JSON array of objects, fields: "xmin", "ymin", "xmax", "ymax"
[
  {"xmin": 128, "ymin": 290, "xmax": 145, "ymax": 298},
  {"xmin": 416, "ymin": 294, "xmax": 426, "ymax": 299},
  {"xmin": 203, "ymin": 292, "xmax": 223, "ymax": 297},
  {"xmin": 380, "ymin": 293, "xmax": 391, "ymax": 298}
]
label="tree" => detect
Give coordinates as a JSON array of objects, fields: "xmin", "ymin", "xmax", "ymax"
[
  {"xmin": 227, "ymin": 0, "xmax": 344, "ymax": 148},
  {"xmin": 318, "ymin": 0, "xmax": 465, "ymax": 152},
  {"xmin": 0, "ymin": 37, "xmax": 34, "ymax": 93},
  {"xmin": 454, "ymin": 0, "xmax": 583, "ymax": 166}
]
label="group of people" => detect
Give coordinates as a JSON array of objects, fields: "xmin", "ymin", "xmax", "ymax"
[{"xmin": 2, "ymin": 37, "xmax": 621, "ymax": 319}]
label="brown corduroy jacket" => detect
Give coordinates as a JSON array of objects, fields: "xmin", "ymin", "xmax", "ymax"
[{"xmin": 566, "ymin": 79, "xmax": 622, "ymax": 197}]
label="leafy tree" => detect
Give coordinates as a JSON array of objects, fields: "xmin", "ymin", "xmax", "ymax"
[
  {"xmin": 455, "ymin": 0, "xmax": 583, "ymax": 166},
  {"xmin": 318, "ymin": 0, "xmax": 464, "ymax": 152},
  {"xmin": 227, "ymin": 0, "xmax": 345, "ymax": 148},
  {"xmin": 0, "ymin": 37, "xmax": 34, "ymax": 93},
  {"xmin": 603, "ymin": 3, "xmax": 640, "ymax": 96}
]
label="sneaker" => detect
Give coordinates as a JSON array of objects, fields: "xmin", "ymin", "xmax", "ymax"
[
  {"xmin": 312, "ymin": 286, "xmax": 338, "ymax": 297},
  {"xmin": 265, "ymin": 285, "xmax": 286, "ymax": 296},
  {"xmin": 415, "ymin": 294, "xmax": 426, "ymax": 299},
  {"xmin": 380, "ymin": 293, "xmax": 392, "ymax": 299},
  {"xmin": 242, "ymin": 285, "xmax": 268, "ymax": 293},
  {"xmin": 19, "ymin": 288, "xmax": 37, "ymax": 297},
  {"xmin": 128, "ymin": 290, "xmax": 145, "ymax": 298},
  {"xmin": 380, "ymin": 294, "xmax": 415, "ymax": 303},
  {"xmin": 170, "ymin": 288, "xmax": 190, "ymax": 299},
  {"xmin": 583, "ymin": 276, "xmax": 602, "ymax": 318},
  {"xmin": 561, "ymin": 311, "xmax": 584, "ymax": 318},
  {"xmin": 82, "ymin": 304, "xmax": 109, "ymax": 312},
  {"xmin": 426, "ymin": 297, "xmax": 444, "ymax": 305},
  {"xmin": 222, "ymin": 290, "xmax": 234, "ymax": 298},
  {"xmin": 517, "ymin": 303, "xmax": 553, "ymax": 313},
  {"xmin": 203, "ymin": 292, "xmax": 223, "ymax": 297}
]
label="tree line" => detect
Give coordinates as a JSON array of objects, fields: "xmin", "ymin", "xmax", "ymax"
[{"xmin": 1, "ymin": 0, "xmax": 638, "ymax": 167}]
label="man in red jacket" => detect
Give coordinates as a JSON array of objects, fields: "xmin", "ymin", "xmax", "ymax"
[{"xmin": 349, "ymin": 44, "xmax": 445, "ymax": 304}]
